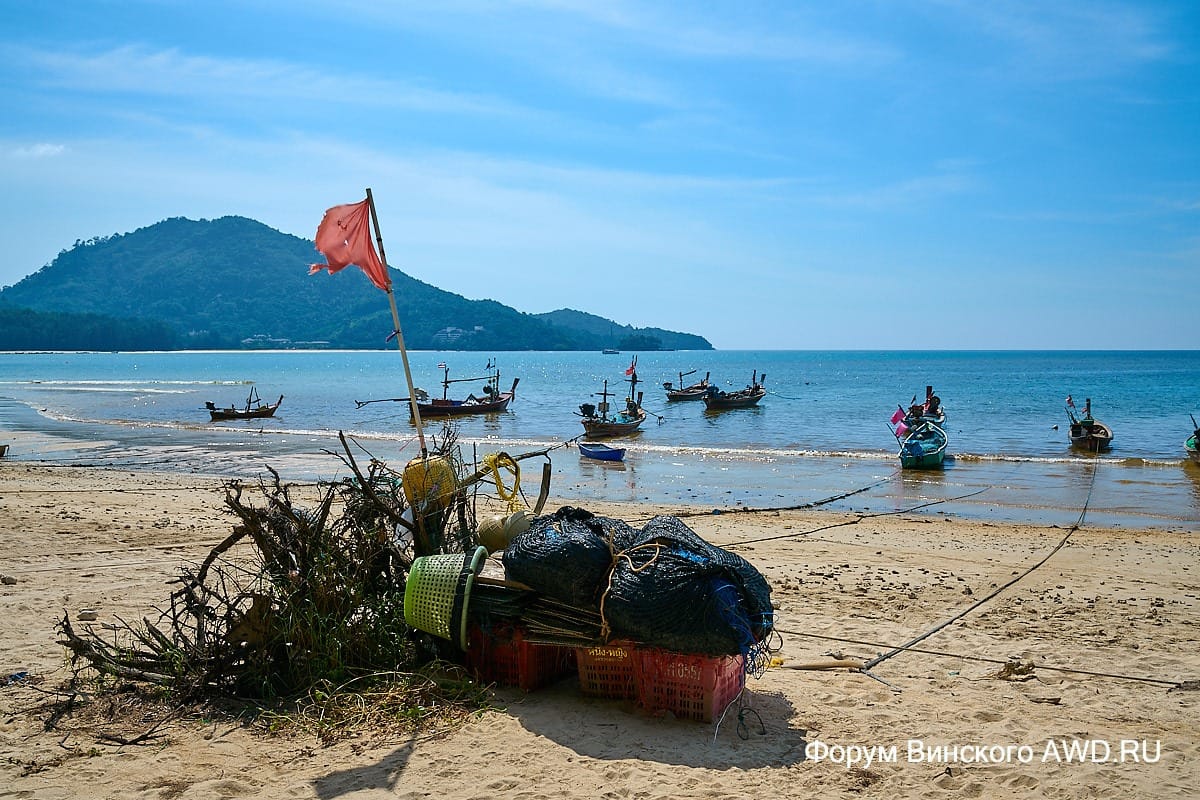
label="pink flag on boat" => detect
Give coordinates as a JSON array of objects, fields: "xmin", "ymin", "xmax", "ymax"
[
  {"xmin": 309, "ymin": 199, "xmax": 391, "ymax": 292},
  {"xmin": 890, "ymin": 407, "xmax": 906, "ymax": 425},
  {"xmin": 894, "ymin": 421, "xmax": 910, "ymax": 438}
]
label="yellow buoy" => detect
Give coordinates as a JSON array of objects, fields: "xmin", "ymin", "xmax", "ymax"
[{"xmin": 401, "ymin": 455, "xmax": 457, "ymax": 511}]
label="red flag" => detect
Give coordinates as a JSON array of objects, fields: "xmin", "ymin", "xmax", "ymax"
[
  {"xmin": 890, "ymin": 407, "xmax": 905, "ymax": 425},
  {"xmin": 625, "ymin": 356, "xmax": 637, "ymax": 376},
  {"xmin": 895, "ymin": 421, "xmax": 910, "ymax": 438},
  {"xmin": 309, "ymin": 199, "xmax": 391, "ymax": 292}
]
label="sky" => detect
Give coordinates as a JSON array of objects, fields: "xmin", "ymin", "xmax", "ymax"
[{"xmin": 2, "ymin": 1, "xmax": 1198, "ymax": 350}]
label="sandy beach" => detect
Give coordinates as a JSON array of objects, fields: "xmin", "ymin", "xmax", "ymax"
[{"xmin": 2, "ymin": 461, "xmax": 1197, "ymax": 799}]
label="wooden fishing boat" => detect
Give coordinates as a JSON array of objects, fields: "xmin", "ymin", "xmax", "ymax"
[
  {"xmin": 579, "ymin": 360, "xmax": 646, "ymax": 438},
  {"xmin": 1066, "ymin": 397, "xmax": 1113, "ymax": 452},
  {"xmin": 663, "ymin": 370, "xmax": 710, "ymax": 401},
  {"xmin": 578, "ymin": 442, "xmax": 626, "ymax": 462},
  {"xmin": 702, "ymin": 371, "xmax": 766, "ymax": 410},
  {"xmin": 897, "ymin": 421, "xmax": 948, "ymax": 469},
  {"xmin": 1185, "ymin": 414, "xmax": 1199, "ymax": 464},
  {"xmin": 206, "ymin": 388, "xmax": 283, "ymax": 421},
  {"xmin": 0, "ymin": 444, "xmax": 8, "ymax": 458},
  {"xmin": 413, "ymin": 360, "xmax": 518, "ymax": 418}
]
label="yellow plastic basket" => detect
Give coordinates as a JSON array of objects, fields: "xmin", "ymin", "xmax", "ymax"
[{"xmin": 404, "ymin": 547, "xmax": 487, "ymax": 648}]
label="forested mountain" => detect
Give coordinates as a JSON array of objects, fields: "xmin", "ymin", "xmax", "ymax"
[
  {"xmin": 533, "ymin": 308, "xmax": 711, "ymax": 352},
  {"xmin": 0, "ymin": 216, "xmax": 712, "ymax": 351}
]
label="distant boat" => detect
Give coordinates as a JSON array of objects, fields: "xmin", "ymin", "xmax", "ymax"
[
  {"xmin": 702, "ymin": 371, "xmax": 766, "ymax": 410},
  {"xmin": 412, "ymin": 360, "xmax": 517, "ymax": 418},
  {"xmin": 578, "ymin": 442, "xmax": 626, "ymax": 462},
  {"xmin": 0, "ymin": 443, "xmax": 8, "ymax": 458},
  {"xmin": 578, "ymin": 358, "xmax": 647, "ymax": 438},
  {"xmin": 1066, "ymin": 397, "xmax": 1113, "ymax": 452},
  {"xmin": 1185, "ymin": 414, "xmax": 1199, "ymax": 464},
  {"xmin": 602, "ymin": 348, "xmax": 620, "ymax": 354},
  {"xmin": 896, "ymin": 420, "xmax": 948, "ymax": 469},
  {"xmin": 206, "ymin": 388, "xmax": 283, "ymax": 421},
  {"xmin": 663, "ymin": 370, "xmax": 710, "ymax": 401}
]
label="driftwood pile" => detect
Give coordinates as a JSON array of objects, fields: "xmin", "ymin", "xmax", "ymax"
[{"xmin": 58, "ymin": 433, "xmax": 484, "ymax": 702}]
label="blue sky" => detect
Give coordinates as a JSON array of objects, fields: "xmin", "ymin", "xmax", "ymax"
[{"xmin": 2, "ymin": 1, "xmax": 1197, "ymax": 349}]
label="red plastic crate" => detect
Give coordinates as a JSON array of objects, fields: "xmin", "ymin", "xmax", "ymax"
[
  {"xmin": 575, "ymin": 640, "xmax": 638, "ymax": 699},
  {"xmin": 466, "ymin": 623, "xmax": 576, "ymax": 691},
  {"xmin": 632, "ymin": 648, "xmax": 746, "ymax": 722}
]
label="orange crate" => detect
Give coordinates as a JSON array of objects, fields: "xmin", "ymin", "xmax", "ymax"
[
  {"xmin": 632, "ymin": 648, "xmax": 745, "ymax": 722},
  {"xmin": 466, "ymin": 623, "xmax": 576, "ymax": 692},
  {"xmin": 575, "ymin": 640, "xmax": 638, "ymax": 699}
]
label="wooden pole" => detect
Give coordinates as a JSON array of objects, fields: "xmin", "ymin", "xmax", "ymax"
[{"xmin": 365, "ymin": 187, "xmax": 427, "ymax": 457}]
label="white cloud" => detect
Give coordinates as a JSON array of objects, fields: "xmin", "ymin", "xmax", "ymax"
[
  {"xmin": 10, "ymin": 143, "xmax": 66, "ymax": 158},
  {"xmin": 21, "ymin": 44, "xmax": 524, "ymax": 117}
]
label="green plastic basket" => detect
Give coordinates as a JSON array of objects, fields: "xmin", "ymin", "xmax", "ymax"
[{"xmin": 404, "ymin": 546, "xmax": 487, "ymax": 648}]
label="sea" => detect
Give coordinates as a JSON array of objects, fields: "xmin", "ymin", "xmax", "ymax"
[{"xmin": 1, "ymin": 349, "xmax": 1198, "ymax": 532}]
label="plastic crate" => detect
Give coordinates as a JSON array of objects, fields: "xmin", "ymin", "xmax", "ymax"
[
  {"xmin": 466, "ymin": 623, "xmax": 576, "ymax": 692},
  {"xmin": 632, "ymin": 648, "xmax": 746, "ymax": 722},
  {"xmin": 575, "ymin": 640, "xmax": 638, "ymax": 699}
]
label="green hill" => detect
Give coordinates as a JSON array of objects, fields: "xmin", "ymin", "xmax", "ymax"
[
  {"xmin": 534, "ymin": 308, "xmax": 711, "ymax": 351},
  {"xmin": 0, "ymin": 216, "xmax": 713, "ymax": 351}
]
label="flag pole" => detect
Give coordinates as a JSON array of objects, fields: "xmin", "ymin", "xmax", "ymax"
[{"xmin": 365, "ymin": 187, "xmax": 427, "ymax": 457}]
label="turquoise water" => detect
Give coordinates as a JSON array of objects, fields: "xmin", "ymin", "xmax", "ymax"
[{"xmin": 1, "ymin": 349, "xmax": 1198, "ymax": 530}]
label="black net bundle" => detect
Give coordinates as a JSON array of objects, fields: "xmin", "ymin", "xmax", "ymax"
[
  {"xmin": 502, "ymin": 506, "xmax": 638, "ymax": 608},
  {"xmin": 602, "ymin": 515, "xmax": 774, "ymax": 656},
  {"xmin": 503, "ymin": 509, "xmax": 773, "ymax": 658}
]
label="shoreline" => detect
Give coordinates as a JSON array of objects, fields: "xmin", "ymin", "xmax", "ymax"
[
  {"xmin": 3, "ymin": 407, "xmax": 1199, "ymax": 533},
  {"xmin": 2, "ymin": 462, "xmax": 1198, "ymax": 799}
]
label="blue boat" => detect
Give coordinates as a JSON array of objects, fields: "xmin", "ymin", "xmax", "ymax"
[{"xmin": 578, "ymin": 442, "xmax": 626, "ymax": 462}]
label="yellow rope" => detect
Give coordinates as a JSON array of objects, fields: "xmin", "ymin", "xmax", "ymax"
[
  {"xmin": 597, "ymin": 539, "xmax": 663, "ymax": 641},
  {"xmin": 482, "ymin": 452, "xmax": 523, "ymax": 513}
]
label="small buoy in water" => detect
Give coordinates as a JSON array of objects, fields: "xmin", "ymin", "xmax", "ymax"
[{"xmin": 1052, "ymin": 424, "xmax": 1059, "ymax": 430}]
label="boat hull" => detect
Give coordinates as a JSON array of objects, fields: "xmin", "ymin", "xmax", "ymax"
[
  {"xmin": 209, "ymin": 403, "xmax": 282, "ymax": 421},
  {"xmin": 703, "ymin": 387, "xmax": 766, "ymax": 410},
  {"xmin": 1185, "ymin": 434, "xmax": 1198, "ymax": 464},
  {"xmin": 579, "ymin": 442, "xmax": 626, "ymax": 461},
  {"xmin": 1069, "ymin": 419, "xmax": 1113, "ymax": 452},
  {"xmin": 581, "ymin": 409, "xmax": 646, "ymax": 438},
  {"xmin": 414, "ymin": 393, "xmax": 514, "ymax": 418},
  {"xmin": 899, "ymin": 422, "xmax": 947, "ymax": 469},
  {"xmin": 208, "ymin": 393, "xmax": 283, "ymax": 422},
  {"xmin": 665, "ymin": 387, "xmax": 708, "ymax": 401}
]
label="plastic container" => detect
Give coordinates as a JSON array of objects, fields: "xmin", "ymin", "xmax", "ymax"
[
  {"xmin": 575, "ymin": 640, "xmax": 638, "ymax": 699},
  {"xmin": 632, "ymin": 648, "xmax": 745, "ymax": 722},
  {"xmin": 404, "ymin": 547, "xmax": 486, "ymax": 648},
  {"xmin": 466, "ymin": 623, "xmax": 576, "ymax": 692}
]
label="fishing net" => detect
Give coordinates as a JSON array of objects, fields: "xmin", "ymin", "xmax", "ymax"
[
  {"xmin": 505, "ymin": 509, "xmax": 773, "ymax": 657},
  {"xmin": 502, "ymin": 506, "xmax": 638, "ymax": 608},
  {"xmin": 602, "ymin": 515, "xmax": 774, "ymax": 656}
]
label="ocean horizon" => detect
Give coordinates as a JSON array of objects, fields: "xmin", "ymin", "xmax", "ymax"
[{"xmin": 2, "ymin": 348, "xmax": 1198, "ymax": 532}]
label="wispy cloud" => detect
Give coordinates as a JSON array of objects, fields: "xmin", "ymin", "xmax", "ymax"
[
  {"xmin": 18, "ymin": 44, "xmax": 525, "ymax": 116},
  {"xmin": 813, "ymin": 169, "xmax": 978, "ymax": 210},
  {"xmin": 8, "ymin": 143, "xmax": 66, "ymax": 158},
  {"xmin": 933, "ymin": 0, "xmax": 1174, "ymax": 79}
]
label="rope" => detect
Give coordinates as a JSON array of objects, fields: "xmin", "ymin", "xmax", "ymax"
[
  {"xmin": 596, "ymin": 541, "xmax": 664, "ymax": 640},
  {"xmin": 777, "ymin": 629, "xmax": 1180, "ymax": 687},
  {"xmin": 858, "ymin": 461, "xmax": 1099, "ymax": 674},
  {"xmin": 721, "ymin": 485, "xmax": 990, "ymax": 549},
  {"xmin": 481, "ymin": 452, "xmax": 523, "ymax": 513}
]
